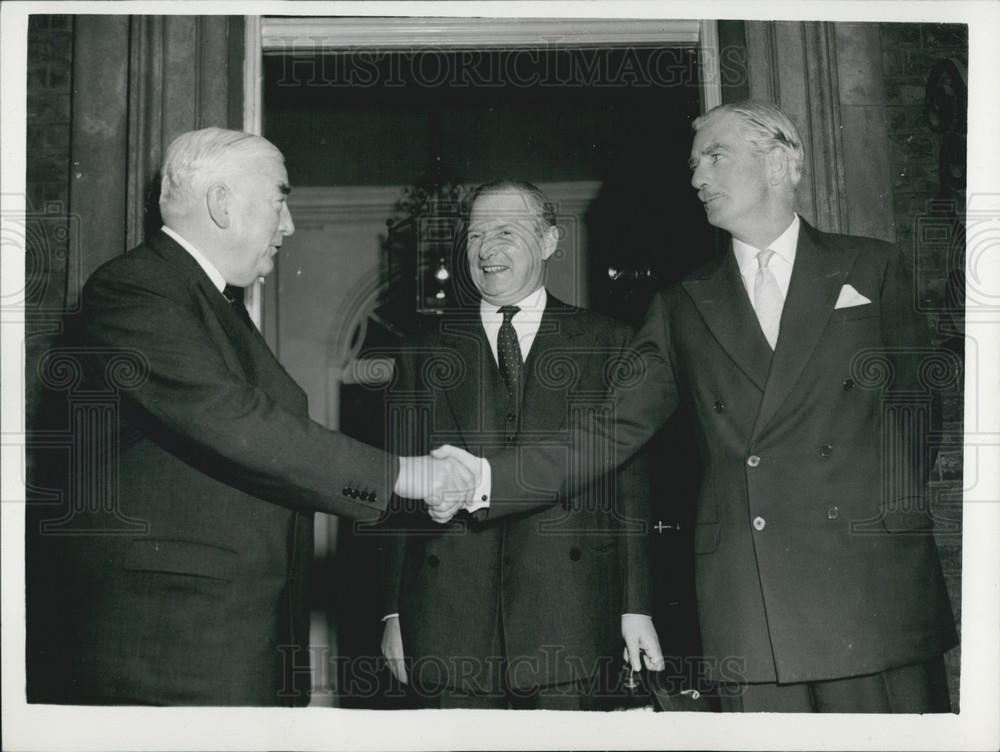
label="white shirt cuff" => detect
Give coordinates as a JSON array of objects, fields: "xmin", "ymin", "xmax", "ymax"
[
  {"xmin": 465, "ymin": 457, "xmax": 492, "ymax": 513},
  {"xmin": 382, "ymin": 613, "xmax": 399, "ymax": 622}
]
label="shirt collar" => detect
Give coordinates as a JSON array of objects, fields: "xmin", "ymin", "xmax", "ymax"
[
  {"xmin": 732, "ymin": 214, "xmax": 800, "ymax": 277},
  {"xmin": 479, "ymin": 286, "xmax": 548, "ymax": 323},
  {"xmin": 161, "ymin": 225, "xmax": 227, "ymax": 293}
]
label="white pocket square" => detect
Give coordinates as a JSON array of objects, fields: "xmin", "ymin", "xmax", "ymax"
[{"xmin": 834, "ymin": 284, "xmax": 871, "ymax": 309}]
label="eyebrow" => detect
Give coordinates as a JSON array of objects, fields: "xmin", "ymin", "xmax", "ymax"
[{"xmin": 688, "ymin": 142, "xmax": 729, "ymax": 170}]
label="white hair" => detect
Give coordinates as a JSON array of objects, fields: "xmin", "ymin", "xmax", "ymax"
[
  {"xmin": 693, "ymin": 100, "xmax": 804, "ymax": 186},
  {"xmin": 159, "ymin": 127, "xmax": 284, "ymax": 219}
]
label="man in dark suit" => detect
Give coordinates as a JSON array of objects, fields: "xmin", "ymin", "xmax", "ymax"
[
  {"xmin": 379, "ymin": 180, "xmax": 664, "ymax": 709},
  {"xmin": 47, "ymin": 127, "xmax": 475, "ymax": 706},
  {"xmin": 465, "ymin": 103, "xmax": 958, "ymax": 712}
]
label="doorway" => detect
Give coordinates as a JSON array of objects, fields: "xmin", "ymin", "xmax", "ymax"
[{"xmin": 253, "ymin": 16, "xmax": 722, "ymax": 707}]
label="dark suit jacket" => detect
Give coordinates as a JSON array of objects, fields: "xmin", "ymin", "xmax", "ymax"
[
  {"xmin": 382, "ymin": 295, "xmax": 652, "ymax": 693},
  {"xmin": 57, "ymin": 232, "xmax": 396, "ymax": 705},
  {"xmin": 492, "ymin": 221, "xmax": 957, "ymax": 684}
]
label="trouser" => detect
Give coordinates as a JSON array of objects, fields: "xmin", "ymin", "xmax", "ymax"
[{"xmin": 718, "ymin": 655, "xmax": 951, "ymax": 713}]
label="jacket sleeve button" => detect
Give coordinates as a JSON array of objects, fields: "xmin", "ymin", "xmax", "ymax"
[
  {"xmin": 569, "ymin": 547, "xmax": 582, "ymax": 562},
  {"xmin": 713, "ymin": 400, "xmax": 725, "ymax": 413},
  {"xmin": 827, "ymin": 506, "xmax": 840, "ymax": 520},
  {"xmin": 819, "ymin": 444, "xmax": 833, "ymax": 457},
  {"xmin": 842, "ymin": 379, "xmax": 855, "ymax": 391}
]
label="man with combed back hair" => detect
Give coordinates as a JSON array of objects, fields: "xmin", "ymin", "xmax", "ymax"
[
  {"xmin": 452, "ymin": 103, "xmax": 958, "ymax": 712},
  {"xmin": 380, "ymin": 180, "xmax": 663, "ymax": 709}
]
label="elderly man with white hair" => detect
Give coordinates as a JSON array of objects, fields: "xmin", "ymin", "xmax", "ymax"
[{"xmin": 59, "ymin": 127, "xmax": 478, "ymax": 706}]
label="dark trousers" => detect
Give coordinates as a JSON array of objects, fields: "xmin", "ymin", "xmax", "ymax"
[{"xmin": 719, "ymin": 656, "xmax": 951, "ymax": 713}]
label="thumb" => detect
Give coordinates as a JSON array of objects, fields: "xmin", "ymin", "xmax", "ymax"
[
  {"xmin": 430, "ymin": 444, "xmax": 459, "ymax": 459},
  {"xmin": 625, "ymin": 636, "xmax": 641, "ymax": 673},
  {"xmin": 641, "ymin": 631, "xmax": 665, "ymax": 672}
]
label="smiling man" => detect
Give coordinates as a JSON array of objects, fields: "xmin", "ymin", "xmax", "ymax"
[
  {"xmin": 380, "ymin": 180, "xmax": 663, "ymax": 709},
  {"xmin": 52, "ymin": 127, "xmax": 475, "ymax": 705}
]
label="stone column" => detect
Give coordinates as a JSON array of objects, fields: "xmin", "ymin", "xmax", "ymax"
[{"xmin": 744, "ymin": 21, "xmax": 895, "ymax": 241}]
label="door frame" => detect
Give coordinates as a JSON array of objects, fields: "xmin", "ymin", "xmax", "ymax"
[{"xmin": 240, "ymin": 14, "xmax": 722, "ymax": 327}]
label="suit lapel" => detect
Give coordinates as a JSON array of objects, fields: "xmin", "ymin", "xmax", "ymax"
[
  {"xmin": 752, "ymin": 220, "xmax": 857, "ymax": 436},
  {"xmin": 681, "ymin": 250, "xmax": 772, "ymax": 391},
  {"xmin": 520, "ymin": 296, "xmax": 585, "ymax": 432},
  {"xmin": 147, "ymin": 231, "xmax": 308, "ymax": 412},
  {"xmin": 148, "ymin": 232, "xmax": 251, "ymax": 347},
  {"xmin": 439, "ymin": 319, "xmax": 495, "ymax": 440}
]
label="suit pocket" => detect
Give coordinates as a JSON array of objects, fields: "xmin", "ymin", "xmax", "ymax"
[
  {"xmin": 124, "ymin": 539, "xmax": 239, "ymax": 581},
  {"xmin": 693, "ymin": 523, "xmax": 720, "ymax": 554},
  {"xmin": 829, "ymin": 305, "xmax": 878, "ymax": 323}
]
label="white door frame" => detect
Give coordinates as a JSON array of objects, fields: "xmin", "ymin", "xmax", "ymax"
[{"xmin": 241, "ymin": 14, "xmax": 722, "ymax": 326}]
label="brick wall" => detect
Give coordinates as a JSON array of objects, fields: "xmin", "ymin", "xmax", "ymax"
[
  {"xmin": 881, "ymin": 21, "xmax": 967, "ymax": 709},
  {"xmin": 25, "ymin": 15, "xmax": 74, "ymax": 428}
]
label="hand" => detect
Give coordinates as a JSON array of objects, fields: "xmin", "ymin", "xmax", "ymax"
[
  {"xmin": 394, "ymin": 447, "xmax": 478, "ymax": 524},
  {"xmin": 622, "ymin": 613, "xmax": 665, "ymax": 673},
  {"xmin": 425, "ymin": 445, "xmax": 483, "ymax": 522},
  {"xmin": 380, "ymin": 616, "xmax": 408, "ymax": 684}
]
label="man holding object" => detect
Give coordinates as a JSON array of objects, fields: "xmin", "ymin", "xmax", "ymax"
[
  {"xmin": 381, "ymin": 181, "xmax": 663, "ymax": 709},
  {"xmin": 450, "ymin": 103, "xmax": 957, "ymax": 712}
]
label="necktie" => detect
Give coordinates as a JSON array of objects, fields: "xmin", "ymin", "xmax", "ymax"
[
  {"xmin": 223, "ymin": 285, "xmax": 255, "ymax": 330},
  {"xmin": 497, "ymin": 305, "xmax": 523, "ymax": 394},
  {"xmin": 753, "ymin": 249, "xmax": 783, "ymax": 349}
]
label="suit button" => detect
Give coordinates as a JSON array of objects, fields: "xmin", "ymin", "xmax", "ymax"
[
  {"xmin": 342, "ymin": 486, "xmax": 351, "ymax": 496},
  {"xmin": 427, "ymin": 555, "xmax": 440, "ymax": 568},
  {"xmin": 819, "ymin": 444, "xmax": 833, "ymax": 457},
  {"xmin": 713, "ymin": 400, "xmax": 725, "ymax": 413},
  {"xmin": 747, "ymin": 455, "xmax": 761, "ymax": 467},
  {"xmin": 827, "ymin": 506, "xmax": 839, "ymax": 520},
  {"xmin": 506, "ymin": 412, "xmax": 516, "ymax": 422},
  {"xmin": 752, "ymin": 516, "xmax": 766, "ymax": 531},
  {"xmin": 569, "ymin": 547, "xmax": 582, "ymax": 562},
  {"xmin": 842, "ymin": 378, "xmax": 855, "ymax": 391}
]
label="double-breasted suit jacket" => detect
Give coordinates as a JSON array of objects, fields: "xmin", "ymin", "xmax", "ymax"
[
  {"xmin": 492, "ymin": 221, "xmax": 957, "ymax": 684},
  {"xmin": 383, "ymin": 295, "xmax": 652, "ymax": 694},
  {"xmin": 57, "ymin": 232, "xmax": 395, "ymax": 705}
]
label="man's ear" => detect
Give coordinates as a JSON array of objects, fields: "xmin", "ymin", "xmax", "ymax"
[
  {"xmin": 206, "ymin": 183, "xmax": 231, "ymax": 229},
  {"xmin": 540, "ymin": 224, "xmax": 559, "ymax": 261},
  {"xmin": 766, "ymin": 147, "xmax": 790, "ymax": 187}
]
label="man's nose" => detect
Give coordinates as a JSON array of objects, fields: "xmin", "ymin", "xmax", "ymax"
[
  {"xmin": 690, "ymin": 166, "xmax": 706, "ymax": 190},
  {"xmin": 280, "ymin": 203, "xmax": 295, "ymax": 236}
]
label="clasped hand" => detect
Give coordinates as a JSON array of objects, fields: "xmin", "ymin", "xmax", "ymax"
[{"xmin": 394, "ymin": 445, "xmax": 482, "ymax": 523}]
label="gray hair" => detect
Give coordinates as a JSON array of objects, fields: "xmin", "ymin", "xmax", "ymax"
[
  {"xmin": 468, "ymin": 179, "xmax": 557, "ymax": 235},
  {"xmin": 693, "ymin": 100, "xmax": 804, "ymax": 186},
  {"xmin": 159, "ymin": 127, "xmax": 284, "ymax": 219}
]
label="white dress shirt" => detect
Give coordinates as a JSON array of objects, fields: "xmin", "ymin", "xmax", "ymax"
[
  {"xmin": 479, "ymin": 286, "xmax": 548, "ymax": 365},
  {"xmin": 161, "ymin": 225, "xmax": 227, "ymax": 294},
  {"xmin": 731, "ymin": 213, "xmax": 800, "ymax": 308}
]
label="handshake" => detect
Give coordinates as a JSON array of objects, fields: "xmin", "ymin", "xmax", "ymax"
[{"xmin": 393, "ymin": 445, "xmax": 486, "ymax": 523}]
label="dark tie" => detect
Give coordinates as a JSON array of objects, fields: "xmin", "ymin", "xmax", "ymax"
[
  {"xmin": 223, "ymin": 285, "xmax": 255, "ymax": 330},
  {"xmin": 497, "ymin": 305, "xmax": 523, "ymax": 394}
]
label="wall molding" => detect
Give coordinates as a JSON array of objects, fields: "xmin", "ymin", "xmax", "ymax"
[{"xmin": 261, "ymin": 17, "xmax": 702, "ymax": 50}]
